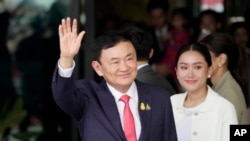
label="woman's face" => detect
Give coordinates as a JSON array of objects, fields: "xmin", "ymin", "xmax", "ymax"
[{"xmin": 176, "ymin": 50, "xmax": 211, "ymax": 93}]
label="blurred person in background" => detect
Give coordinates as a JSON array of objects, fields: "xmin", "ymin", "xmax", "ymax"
[
  {"xmin": 193, "ymin": 9, "xmax": 222, "ymax": 42},
  {"xmin": 0, "ymin": 0, "xmax": 18, "ymax": 118},
  {"xmin": 156, "ymin": 7, "xmax": 191, "ymax": 92},
  {"xmin": 200, "ymin": 33, "xmax": 249, "ymax": 124},
  {"xmin": 4, "ymin": 0, "xmax": 71, "ymax": 140},
  {"xmin": 14, "ymin": 7, "xmax": 45, "ymax": 131},
  {"xmin": 146, "ymin": 0, "xmax": 170, "ymax": 65},
  {"xmin": 228, "ymin": 22, "xmax": 250, "ymax": 123},
  {"xmin": 39, "ymin": 0, "xmax": 72, "ymax": 140},
  {"xmin": 228, "ymin": 21, "xmax": 250, "ymax": 57},
  {"xmin": 120, "ymin": 24, "xmax": 176, "ymax": 95}
]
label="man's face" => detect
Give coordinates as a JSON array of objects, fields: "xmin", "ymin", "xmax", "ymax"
[
  {"xmin": 92, "ymin": 41, "xmax": 137, "ymax": 93},
  {"xmin": 149, "ymin": 8, "xmax": 167, "ymax": 29}
]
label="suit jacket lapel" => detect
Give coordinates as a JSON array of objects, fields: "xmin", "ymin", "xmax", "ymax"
[
  {"xmin": 136, "ymin": 81, "xmax": 152, "ymax": 141},
  {"xmin": 96, "ymin": 80, "xmax": 125, "ymax": 140}
]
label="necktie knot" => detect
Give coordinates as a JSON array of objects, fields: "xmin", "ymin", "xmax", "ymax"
[{"xmin": 120, "ymin": 94, "xmax": 130, "ymax": 104}]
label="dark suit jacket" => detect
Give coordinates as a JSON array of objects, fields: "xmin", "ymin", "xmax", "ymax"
[
  {"xmin": 52, "ymin": 67, "xmax": 177, "ymax": 141},
  {"xmin": 136, "ymin": 65, "xmax": 176, "ymax": 95},
  {"xmin": 147, "ymin": 26, "xmax": 167, "ymax": 65}
]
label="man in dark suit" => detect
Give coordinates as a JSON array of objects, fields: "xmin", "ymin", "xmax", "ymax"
[
  {"xmin": 125, "ymin": 25, "xmax": 176, "ymax": 95},
  {"xmin": 146, "ymin": 0, "xmax": 170, "ymax": 65},
  {"xmin": 52, "ymin": 17, "xmax": 177, "ymax": 141}
]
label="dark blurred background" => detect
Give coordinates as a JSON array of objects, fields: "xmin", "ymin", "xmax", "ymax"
[{"xmin": 0, "ymin": 0, "xmax": 250, "ymax": 141}]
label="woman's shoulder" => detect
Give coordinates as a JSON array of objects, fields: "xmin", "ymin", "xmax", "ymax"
[
  {"xmin": 170, "ymin": 93, "xmax": 186, "ymax": 104},
  {"xmin": 208, "ymin": 89, "xmax": 238, "ymax": 123},
  {"xmin": 208, "ymin": 86, "xmax": 236, "ymax": 109}
]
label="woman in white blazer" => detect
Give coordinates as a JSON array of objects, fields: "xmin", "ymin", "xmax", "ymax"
[{"xmin": 171, "ymin": 43, "xmax": 238, "ymax": 141}]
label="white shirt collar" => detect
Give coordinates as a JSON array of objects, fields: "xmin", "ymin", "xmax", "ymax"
[
  {"xmin": 155, "ymin": 25, "xmax": 168, "ymax": 37},
  {"xmin": 106, "ymin": 81, "xmax": 138, "ymax": 103},
  {"xmin": 137, "ymin": 63, "xmax": 149, "ymax": 70}
]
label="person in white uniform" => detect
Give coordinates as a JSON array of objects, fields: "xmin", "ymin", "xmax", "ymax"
[{"xmin": 171, "ymin": 43, "xmax": 238, "ymax": 141}]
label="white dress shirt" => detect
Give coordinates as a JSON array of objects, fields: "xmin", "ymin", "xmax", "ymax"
[
  {"xmin": 155, "ymin": 25, "xmax": 168, "ymax": 51},
  {"xmin": 57, "ymin": 61, "xmax": 141, "ymax": 139},
  {"xmin": 107, "ymin": 82, "xmax": 141, "ymax": 140}
]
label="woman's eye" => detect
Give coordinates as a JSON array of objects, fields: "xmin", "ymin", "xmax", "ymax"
[
  {"xmin": 180, "ymin": 67, "xmax": 187, "ymax": 70},
  {"xmin": 195, "ymin": 66, "xmax": 202, "ymax": 69}
]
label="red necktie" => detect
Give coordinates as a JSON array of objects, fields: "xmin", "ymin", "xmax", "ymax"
[{"xmin": 120, "ymin": 95, "xmax": 137, "ymax": 141}]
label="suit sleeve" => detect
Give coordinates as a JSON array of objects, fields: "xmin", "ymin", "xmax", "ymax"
[{"xmin": 51, "ymin": 66, "xmax": 88, "ymax": 120}]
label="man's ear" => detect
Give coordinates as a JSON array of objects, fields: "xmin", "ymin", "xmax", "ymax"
[
  {"xmin": 92, "ymin": 61, "xmax": 103, "ymax": 76},
  {"xmin": 149, "ymin": 48, "xmax": 154, "ymax": 59}
]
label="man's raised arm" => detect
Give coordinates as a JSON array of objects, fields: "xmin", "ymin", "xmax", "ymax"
[{"xmin": 58, "ymin": 17, "xmax": 85, "ymax": 69}]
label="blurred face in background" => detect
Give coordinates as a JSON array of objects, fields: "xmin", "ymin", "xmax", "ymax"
[
  {"xmin": 200, "ymin": 15, "xmax": 220, "ymax": 33},
  {"xmin": 149, "ymin": 8, "xmax": 167, "ymax": 30},
  {"xmin": 233, "ymin": 27, "xmax": 248, "ymax": 47},
  {"xmin": 171, "ymin": 13, "xmax": 186, "ymax": 30}
]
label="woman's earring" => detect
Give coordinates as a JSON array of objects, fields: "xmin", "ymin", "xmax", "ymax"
[{"xmin": 207, "ymin": 74, "xmax": 211, "ymax": 78}]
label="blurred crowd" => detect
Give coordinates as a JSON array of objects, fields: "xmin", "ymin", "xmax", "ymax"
[{"xmin": 1, "ymin": 0, "xmax": 72, "ymax": 141}]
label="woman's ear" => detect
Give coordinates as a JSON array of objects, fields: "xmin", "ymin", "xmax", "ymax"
[
  {"xmin": 208, "ymin": 66, "xmax": 213, "ymax": 78},
  {"xmin": 218, "ymin": 53, "xmax": 227, "ymax": 67},
  {"xmin": 92, "ymin": 61, "xmax": 103, "ymax": 76}
]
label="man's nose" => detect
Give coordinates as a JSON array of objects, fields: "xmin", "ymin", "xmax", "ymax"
[{"xmin": 119, "ymin": 61, "xmax": 129, "ymax": 71}]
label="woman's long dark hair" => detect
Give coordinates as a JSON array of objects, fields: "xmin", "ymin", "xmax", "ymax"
[{"xmin": 200, "ymin": 33, "xmax": 250, "ymax": 106}]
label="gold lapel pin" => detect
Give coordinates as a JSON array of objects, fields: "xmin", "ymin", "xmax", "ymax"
[
  {"xmin": 140, "ymin": 102, "xmax": 151, "ymax": 111},
  {"xmin": 140, "ymin": 102, "xmax": 145, "ymax": 110},
  {"xmin": 146, "ymin": 104, "xmax": 151, "ymax": 110}
]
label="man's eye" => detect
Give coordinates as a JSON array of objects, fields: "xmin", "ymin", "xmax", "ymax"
[{"xmin": 127, "ymin": 57, "xmax": 133, "ymax": 60}]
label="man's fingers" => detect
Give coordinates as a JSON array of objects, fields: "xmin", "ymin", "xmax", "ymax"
[
  {"xmin": 72, "ymin": 19, "xmax": 77, "ymax": 34},
  {"xmin": 58, "ymin": 25, "xmax": 63, "ymax": 38},
  {"xmin": 76, "ymin": 31, "xmax": 86, "ymax": 45},
  {"xmin": 61, "ymin": 18, "xmax": 67, "ymax": 35},
  {"xmin": 59, "ymin": 17, "xmax": 84, "ymax": 44},
  {"xmin": 66, "ymin": 17, "xmax": 71, "ymax": 33}
]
